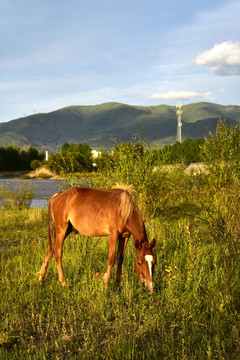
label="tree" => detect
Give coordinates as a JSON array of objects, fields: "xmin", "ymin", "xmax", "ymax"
[
  {"xmin": 94, "ymin": 151, "xmax": 113, "ymax": 170},
  {"xmin": 5, "ymin": 145, "xmax": 21, "ymax": 171},
  {"xmin": 158, "ymin": 138, "xmax": 204, "ymax": 164},
  {"xmin": 0, "ymin": 145, "xmax": 44, "ymax": 171},
  {"xmin": 0, "ymin": 147, "xmax": 7, "ymax": 171},
  {"xmin": 49, "ymin": 143, "xmax": 94, "ymax": 173},
  {"xmin": 20, "ymin": 146, "xmax": 44, "ymax": 170},
  {"xmin": 201, "ymin": 120, "xmax": 240, "ymax": 185}
]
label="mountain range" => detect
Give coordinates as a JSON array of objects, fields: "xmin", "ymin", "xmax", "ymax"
[{"xmin": 0, "ymin": 102, "xmax": 240, "ymax": 152}]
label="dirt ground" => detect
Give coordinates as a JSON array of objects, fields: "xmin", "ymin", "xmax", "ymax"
[{"xmin": 28, "ymin": 166, "xmax": 59, "ymax": 179}]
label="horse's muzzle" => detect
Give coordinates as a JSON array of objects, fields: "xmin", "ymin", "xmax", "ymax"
[{"xmin": 143, "ymin": 281, "xmax": 154, "ymax": 292}]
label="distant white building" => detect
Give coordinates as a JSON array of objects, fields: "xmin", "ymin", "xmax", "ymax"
[
  {"xmin": 91, "ymin": 150, "xmax": 101, "ymax": 167},
  {"xmin": 91, "ymin": 150, "xmax": 101, "ymax": 158}
]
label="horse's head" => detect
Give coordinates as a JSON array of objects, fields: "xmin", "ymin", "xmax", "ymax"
[{"xmin": 135, "ymin": 238, "xmax": 156, "ymax": 292}]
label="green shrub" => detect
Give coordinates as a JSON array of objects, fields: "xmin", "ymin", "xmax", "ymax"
[
  {"xmin": 0, "ymin": 182, "xmax": 36, "ymax": 210},
  {"xmin": 201, "ymin": 120, "xmax": 240, "ymax": 187},
  {"xmin": 30, "ymin": 159, "xmax": 41, "ymax": 170}
]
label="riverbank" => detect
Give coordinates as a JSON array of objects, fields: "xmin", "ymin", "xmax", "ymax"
[
  {"xmin": 28, "ymin": 166, "xmax": 60, "ymax": 179},
  {"xmin": 0, "ymin": 177, "xmax": 64, "ymax": 208},
  {"xmin": 0, "ymin": 171, "xmax": 29, "ymax": 179},
  {"xmin": 0, "ymin": 166, "xmax": 60, "ymax": 180}
]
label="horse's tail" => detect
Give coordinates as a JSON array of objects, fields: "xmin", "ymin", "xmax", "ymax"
[
  {"xmin": 48, "ymin": 195, "xmax": 56, "ymax": 255},
  {"xmin": 114, "ymin": 184, "xmax": 136, "ymax": 223}
]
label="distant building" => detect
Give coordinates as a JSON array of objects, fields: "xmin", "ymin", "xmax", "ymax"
[
  {"xmin": 91, "ymin": 150, "xmax": 101, "ymax": 167},
  {"xmin": 91, "ymin": 150, "xmax": 101, "ymax": 158}
]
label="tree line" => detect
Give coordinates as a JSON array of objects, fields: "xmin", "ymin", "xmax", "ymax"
[
  {"xmin": 0, "ymin": 138, "xmax": 213, "ymax": 173},
  {"xmin": 46, "ymin": 138, "xmax": 206, "ymax": 174},
  {"xmin": 0, "ymin": 145, "xmax": 44, "ymax": 172},
  {"xmin": 158, "ymin": 138, "xmax": 204, "ymax": 164}
]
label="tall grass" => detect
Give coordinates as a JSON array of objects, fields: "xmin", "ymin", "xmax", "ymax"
[{"xmin": 1, "ymin": 204, "xmax": 240, "ymax": 359}]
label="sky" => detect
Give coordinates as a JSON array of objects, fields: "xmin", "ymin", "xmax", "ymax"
[{"xmin": 0, "ymin": 0, "xmax": 240, "ymax": 123}]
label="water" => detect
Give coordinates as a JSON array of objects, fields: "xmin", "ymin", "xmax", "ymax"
[{"xmin": 0, "ymin": 179, "xmax": 64, "ymax": 208}]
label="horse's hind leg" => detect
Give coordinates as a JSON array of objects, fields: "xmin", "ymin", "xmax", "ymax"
[
  {"xmin": 38, "ymin": 243, "xmax": 52, "ymax": 282},
  {"xmin": 38, "ymin": 199, "xmax": 55, "ymax": 282}
]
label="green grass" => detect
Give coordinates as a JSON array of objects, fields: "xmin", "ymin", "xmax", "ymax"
[{"xmin": 1, "ymin": 207, "xmax": 240, "ymax": 359}]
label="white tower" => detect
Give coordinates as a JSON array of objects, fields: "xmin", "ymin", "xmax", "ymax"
[{"xmin": 176, "ymin": 104, "xmax": 183, "ymax": 143}]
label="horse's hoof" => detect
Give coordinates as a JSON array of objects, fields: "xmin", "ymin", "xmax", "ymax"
[
  {"xmin": 103, "ymin": 273, "xmax": 110, "ymax": 288},
  {"xmin": 37, "ymin": 272, "xmax": 44, "ymax": 282}
]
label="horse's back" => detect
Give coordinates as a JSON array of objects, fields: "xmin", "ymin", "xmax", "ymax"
[{"xmin": 50, "ymin": 187, "xmax": 128, "ymax": 237}]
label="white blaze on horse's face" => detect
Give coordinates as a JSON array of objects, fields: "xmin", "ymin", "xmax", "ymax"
[
  {"xmin": 145, "ymin": 255, "xmax": 153, "ymax": 281},
  {"xmin": 135, "ymin": 239, "xmax": 156, "ymax": 292},
  {"xmin": 145, "ymin": 255, "xmax": 153, "ymax": 290}
]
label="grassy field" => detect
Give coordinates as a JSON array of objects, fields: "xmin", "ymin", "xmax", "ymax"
[{"xmin": 1, "ymin": 203, "xmax": 239, "ymax": 359}]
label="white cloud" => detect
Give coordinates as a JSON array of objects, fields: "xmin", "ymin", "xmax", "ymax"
[
  {"xmin": 149, "ymin": 90, "xmax": 213, "ymax": 101},
  {"xmin": 195, "ymin": 41, "xmax": 240, "ymax": 76}
]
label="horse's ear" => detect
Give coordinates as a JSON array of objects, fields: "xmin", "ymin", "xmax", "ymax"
[
  {"xmin": 135, "ymin": 240, "xmax": 141, "ymax": 250},
  {"xmin": 150, "ymin": 238, "xmax": 156, "ymax": 249}
]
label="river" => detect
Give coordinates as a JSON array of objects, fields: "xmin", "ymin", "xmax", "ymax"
[{"xmin": 0, "ymin": 179, "xmax": 64, "ymax": 208}]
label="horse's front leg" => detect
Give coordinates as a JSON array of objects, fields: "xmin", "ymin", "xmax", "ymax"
[
  {"xmin": 116, "ymin": 236, "xmax": 129, "ymax": 285},
  {"xmin": 104, "ymin": 231, "xmax": 118, "ymax": 288}
]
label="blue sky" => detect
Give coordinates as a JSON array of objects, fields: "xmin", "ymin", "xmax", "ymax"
[{"xmin": 0, "ymin": 0, "xmax": 240, "ymax": 123}]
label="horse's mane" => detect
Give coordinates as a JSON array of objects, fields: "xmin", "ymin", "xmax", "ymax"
[{"xmin": 114, "ymin": 184, "xmax": 136, "ymax": 223}]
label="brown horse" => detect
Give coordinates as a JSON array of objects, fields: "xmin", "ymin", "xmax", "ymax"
[{"xmin": 38, "ymin": 184, "xmax": 156, "ymax": 291}]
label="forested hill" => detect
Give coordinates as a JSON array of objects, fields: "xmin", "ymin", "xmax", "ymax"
[{"xmin": 0, "ymin": 102, "xmax": 240, "ymax": 151}]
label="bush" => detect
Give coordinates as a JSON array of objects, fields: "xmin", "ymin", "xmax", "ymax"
[
  {"xmin": 158, "ymin": 138, "xmax": 205, "ymax": 164},
  {"xmin": 49, "ymin": 143, "xmax": 94, "ymax": 173},
  {"xmin": 30, "ymin": 159, "xmax": 41, "ymax": 170},
  {"xmin": 201, "ymin": 120, "xmax": 240, "ymax": 187},
  {"xmin": 0, "ymin": 182, "xmax": 36, "ymax": 210}
]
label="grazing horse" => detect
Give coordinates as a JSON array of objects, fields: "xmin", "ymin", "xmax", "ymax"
[{"xmin": 38, "ymin": 185, "xmax": 156, "ymax": 291}]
